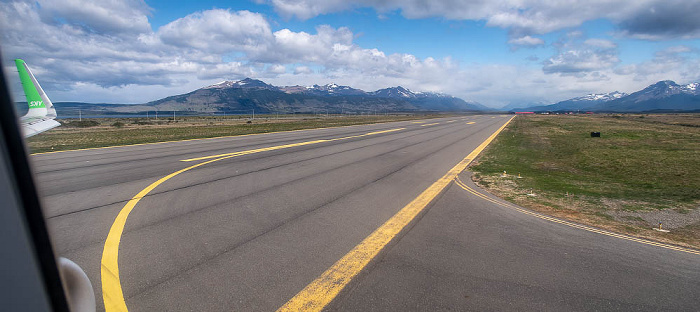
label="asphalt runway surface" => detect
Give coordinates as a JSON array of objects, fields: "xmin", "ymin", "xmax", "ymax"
[{"xmin": 30, "ymin": 115, "xmax": 699, "ymax": 311}]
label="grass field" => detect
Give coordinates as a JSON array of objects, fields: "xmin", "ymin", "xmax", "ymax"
[
  {"xmin": 25, "ymin": 114, "xmax": 439, "ymax": 153},
  {"xmin": 470, "ymin": 114, "xmax": 700, "ymax": 248}
]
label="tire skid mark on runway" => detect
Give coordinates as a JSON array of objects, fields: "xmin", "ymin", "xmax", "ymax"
[{"xmin": 453, "ymin": 176, "xmax": 700, "ymax": 255}]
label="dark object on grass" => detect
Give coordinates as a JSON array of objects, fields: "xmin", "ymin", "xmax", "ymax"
[{"xmin": 591, "ymin": 132, "xmax": 601, "ymax": 137}]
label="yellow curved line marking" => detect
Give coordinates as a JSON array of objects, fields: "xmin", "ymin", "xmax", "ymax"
[
  {"xmin": 453, "ymin": 177, "xmax": 700, "ymax": 255},
  {"xmin": 276, "ymin": 116, "xmax": 515, "ymax": 312},
  {"xmin": 100, "ymin": 127, "xmax": 405, "ymax": 311}
]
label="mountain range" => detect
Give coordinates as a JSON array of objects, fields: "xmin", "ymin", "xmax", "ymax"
[
  {"xmin": 508, "ymin": 80, "xmax": 700, "ymax": 113},
  {"xmin": 127, "ymin": 78, "xmax": 487, "ymax": 114},
  {"xmin": 15, "ymin": 79, "xmax": 700, "ymax": 117}
]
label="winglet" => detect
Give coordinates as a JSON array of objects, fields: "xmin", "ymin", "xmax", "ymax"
[{"xmin": 15, "ymin": 59, "xmax": 60, "ymax": 137}]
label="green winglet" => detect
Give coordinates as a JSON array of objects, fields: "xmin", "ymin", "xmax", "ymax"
[{"xmin": 15, "ymin": 59, "xmax": 45, "ymax": 109}]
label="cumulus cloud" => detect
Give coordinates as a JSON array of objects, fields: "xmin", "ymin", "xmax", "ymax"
[
  {"xmin": 158, "ymin": 10, "xmax": 273, "ymax": 54},
  {"xmin": 543, "ymin": 36, "xmax": 619, "ymax": 75},
  {"xmin": 38, "ymin": 0, "xmax": 152, "ymax": 34},
  {"xmin": 508, "ymin": 35, "xmax": 544, "ymax": 47},
  {"xmin": 261, "ymin": 0, "xmax": 700, "ymax": 40},
  {"xmin": 617, "ymin": 1, "xmax": 700, "ymax": 40},
  {"xmin": 614, "ymin": 45, "xmax": 700, "ymax": 82}
]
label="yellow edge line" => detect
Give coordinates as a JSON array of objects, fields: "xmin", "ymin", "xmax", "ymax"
[
  {"xmin": 100, "ymin": 127, "xmax": 407, "ymax": 311},
  {"xmin": 420, "ymin": 122, "xmax": 440, "ymax": 127},
  {"xmin": 180, "ymin": 128, "xmax": 405, "ymax": 162},
  {"xmin": 453, "ymin": 177, "xmax": 700, "ymax": 255},
  {"xmin": 466, "ymin": 121, "xmax": 476, "ymax": 124},
  {"xmin": 276, "ymin": 116, "xmax": 515, "ymax": 312}
]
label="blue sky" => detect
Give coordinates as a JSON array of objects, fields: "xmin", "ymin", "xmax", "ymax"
[{"xmin": 2, "ymin": 0, "xmax": 700, "ymax": 107}]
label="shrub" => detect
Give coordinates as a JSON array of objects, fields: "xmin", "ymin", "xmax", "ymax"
[{"xmin": 64, "ymin": 120, "xmax": 100, "ymax": 127}]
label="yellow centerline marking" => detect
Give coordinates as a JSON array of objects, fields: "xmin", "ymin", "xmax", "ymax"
[
  {"xmin": 180, "ymin": 128, "xmax": 404, "ymax": 162},
  {"xmin": 180, "ymin": 140, "xmax": 329, "ymax": 162},
  {"xmin": 466, "ymin": 121, "xmax": 476, "ymax": 125},
  {"xmin": 411, "ymin": 121, "xmax": 426, "ymax": 124},
  {"xmin": 276, "ymin": 116, "xmax": 515, "ymax": 312},
  {"xmin": 453, "ymin": 177, "xmax": 700, "ymax": 255},
  {"xmin": 446, "ymin": 120, "xmax": 457, "ymax": 123},
  {"xmin": 31, "ymin": 119, "xmax": 415, "ymax": 156},
  {"xmin": 100, "ymin": 127, "xmax": 405, "ymax": 311},
  {"xmin": 420, "ymin": 122, "xmax": 440, "ymax": 127}
]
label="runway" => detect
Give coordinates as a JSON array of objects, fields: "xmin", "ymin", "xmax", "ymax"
[{"xmin": 31, "ymin": 115, "xmax": 699, "ymax": 311}]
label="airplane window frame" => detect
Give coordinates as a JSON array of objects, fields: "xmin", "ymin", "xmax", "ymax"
[{"xmin": 0, "ymin": 55, "xmax": 71, "ymax": 312}]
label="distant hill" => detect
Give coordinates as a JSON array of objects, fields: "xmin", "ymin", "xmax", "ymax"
[{"xmin": 509, "ymin": 80, "xmax": 700, "ymax": 113}]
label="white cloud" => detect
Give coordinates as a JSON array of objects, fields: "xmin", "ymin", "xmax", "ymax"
[
  {"xmin": 293, "ymin": 66, "xmax": 313, "ymax": 74},
  {"xmin": 38, "ymin": 0, "xmax": 152, "ymax": 34},
  {"xmin": 158, "ymin": 10, "xmax": 273, "ymax": 54},
  {"xmin": 583, "ymin": 39, "xmax": 617, "ymax": 49},
  {"xmin": 267, "ymin": 64, "xmax": 287, "ymax": 74},
  {"xmin": 508, "ymin": 35, "xmax": 544, "ymax": 46},
  {"xmin": 543, "ymin": 35, "xmax": 620, "ymax": 75}
]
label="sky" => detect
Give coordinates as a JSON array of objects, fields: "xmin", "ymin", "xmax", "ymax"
[{"xmin": 2, "ymin": 0, "xmax": 700, "ymax": 108}]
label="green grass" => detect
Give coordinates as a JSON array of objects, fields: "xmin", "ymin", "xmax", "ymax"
[
  {"xmin": 472, "ymin": 114, "xmax": 700, "ymax": 208},
  {"xmin": 26, "ymin": 115, "xmax": 439, "ymax": 153},
  {"xmin": 470, "ymin": 114, "xmax": 700, "ymax": 247}
]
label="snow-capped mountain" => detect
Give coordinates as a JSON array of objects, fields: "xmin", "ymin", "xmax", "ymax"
[
  {"xmin": 204, "ymin": 78, "xmax": 279, "ymax": 91},
  {"xmin": 281, "ymin": 83, "xmax": 367, "ymax": 96},
  {"xmin": 508, "ymin": 91, "xmax": 627, "ymax": 112},
  {"xmin": 509, "ymin": 80, "xmax": 700, "ymax": 112},
  {"xmin": 570, "ymin": 91, "xmax": 628, "ymax": 102},
  {"xmin": 619, "ymin": 80, "xmax": 699, "ymax": 100},
  {"xmin": 370, "ymin": 86, "xmax": 418, "ymax": 98},
  {"xmin": 594, "ymin": 80, "xmax": 700, "ymax": 112}
]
